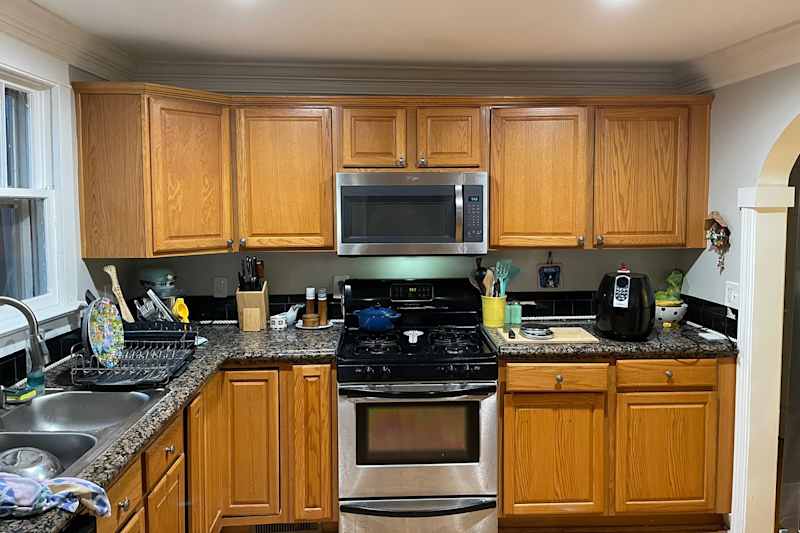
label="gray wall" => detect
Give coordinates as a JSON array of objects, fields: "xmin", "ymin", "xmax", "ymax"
[
  {"xmin": 684, "ymin": 62, "xmax": 800, "ymax": 304},
  {"xmin": 87, "ymin": 249, "xmax": 701, "ymax": 298}
]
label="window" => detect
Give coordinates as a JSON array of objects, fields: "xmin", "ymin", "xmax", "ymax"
[{"xmin": 0, "ymin": 80, "xmax": 52, "ymax": 302}]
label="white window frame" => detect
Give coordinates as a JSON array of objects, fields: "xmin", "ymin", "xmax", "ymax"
[{"xmin": 0, "ymin": 61, "xmax": 82, "ymax": 351}]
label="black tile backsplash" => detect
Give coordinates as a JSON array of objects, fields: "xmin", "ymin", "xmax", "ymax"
[{"xmin": 682, "ymin": 294, "xmax": 738, "ymax": 338}]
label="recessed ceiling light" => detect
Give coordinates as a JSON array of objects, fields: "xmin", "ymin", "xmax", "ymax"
[{"xmin": 598, "ymin": 0, "xmax": 635, "ymax": 6}]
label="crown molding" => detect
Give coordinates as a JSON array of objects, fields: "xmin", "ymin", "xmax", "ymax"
[
  {"xmin": 0, "ymin": 0, "xmax": 135, "ymax": 81},
  {"xmin": 678, "ymin": 20, "xmax": 800, "ymax": 93},
  {"xmin": 133, "ymin": 60, "xmax": 684, "ymax": 96}
]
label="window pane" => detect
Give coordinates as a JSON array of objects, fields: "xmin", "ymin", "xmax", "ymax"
[
  {"xmin": 0, "ymin": 198, "xmax": 46, "ymax": 299},
  {"xmin": 5, "ymin": 88, "xmax": 31, "ymax": 188}
]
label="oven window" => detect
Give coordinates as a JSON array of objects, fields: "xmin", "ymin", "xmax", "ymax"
[
  {"xmin": 355, "ymin": 401, "xmax": 480, "ymax": 465},
  {"xmin": 340, "ymin": 186, "xmax": 456, "ymax": 243}
]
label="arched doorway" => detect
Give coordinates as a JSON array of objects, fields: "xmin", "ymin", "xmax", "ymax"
[{"xmin": 732, "ymin": 115, "xmax": 799, "ymax": 532}]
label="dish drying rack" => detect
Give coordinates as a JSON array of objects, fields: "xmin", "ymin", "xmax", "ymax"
[{"xmin": 70, "ymin": 324, "xmax": 197, "ymax": 389}]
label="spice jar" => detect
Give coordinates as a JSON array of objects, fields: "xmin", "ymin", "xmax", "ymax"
[
  {"xmin": 305, "ymin": 287, "xmax": 316, "ymax": 315},
  {"xmin": 317, "ymin": 288, "xmax": 328, "ymax": 326}
]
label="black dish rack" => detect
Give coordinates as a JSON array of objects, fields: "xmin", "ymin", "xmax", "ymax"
[{"xmin": 70, "ymin": 322, "xmax": 197, "ymax": 389}]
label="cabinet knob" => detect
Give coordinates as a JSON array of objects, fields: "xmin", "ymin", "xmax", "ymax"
[
  {"xmin": 226, "ymin": 239, "xmax": 234, "ymax": 249},
  {"xmin": 665, "ymin": 369, "xmax": 674, "ymax": 380},
  {"xmin": 418, "ymin": 154, "xmax": 427, "ymax": 167},
  {"xmin": 118, "ymin": 498, "xmax": 130, "ymax": 512},
  {"xmin": 239, "ymin": 238, "xmax": 247, "ymax": 247},
  {"xmin": 164, "ymin": 444, "xmax": 176, "ymax": 455},
  {"xmin": 596, "ymin": 235, "xmax": 604, "ymax": 246},
  {"xmin": 555, "ymin": 374, "xmax": 564, "ymax": 385},
  {"xmin": 396, "ymin": 156, "xmax": 406, "ymax": 167},
  {"xmin": 577, "ymin": 235, "xmax": 585, "ymax": 246}
]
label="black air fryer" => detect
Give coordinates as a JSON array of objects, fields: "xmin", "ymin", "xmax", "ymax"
[{"xmin": 594, "ymin": 267, "xmax": 655, "ymax": 340}]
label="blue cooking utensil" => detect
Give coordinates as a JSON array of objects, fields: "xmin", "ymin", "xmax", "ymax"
[{"xmin": 354, "ymin": 306, "xmax": 401, "ymax": 332}]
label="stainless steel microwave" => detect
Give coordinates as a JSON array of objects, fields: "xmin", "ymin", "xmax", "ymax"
[{"xmin": 335, "ymin": 172, "xmax": 488, "ymax": 256}]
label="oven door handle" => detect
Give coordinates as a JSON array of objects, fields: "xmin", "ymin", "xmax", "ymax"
[
  {"xmin": 339, "ymin": 384, "xmax": 496, "ymax": 399},
  {"xmin": 340, "ymin": 497, "xmax": 496, "ymax": 518}
]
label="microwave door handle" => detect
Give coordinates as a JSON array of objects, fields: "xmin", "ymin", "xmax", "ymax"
[
  {"xmin": 339, "ymin": 384, "xmax": 496, "ymax": 399},
  {"xmin": 454, "ymin": 184, "xmax": 464, "ymax": 243},
  {"xmin": 340, "ymin": 498, "xmax": 496, "ymax": 518}
]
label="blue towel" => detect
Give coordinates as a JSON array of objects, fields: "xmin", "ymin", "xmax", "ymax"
[{"xmin": 0, "ymin": 473, "xmax": 110, "ymax": 518}]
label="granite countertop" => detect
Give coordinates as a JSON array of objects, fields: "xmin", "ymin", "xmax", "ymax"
[
  {"xmin": 486, "ymin": 319, "xmax": 738, "ymax": 361},
  {"xmin": 2, "ymin": 320, "xmax": 736, "ymax": 532},
  {"xmin": 0, "ymin": 324, "xmax": 340, "ymax": 533}
]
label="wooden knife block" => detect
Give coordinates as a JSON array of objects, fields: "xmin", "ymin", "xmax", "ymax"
[{"xmin": 235, "ymin": 282, "xmax": 269, "ymax": 332}]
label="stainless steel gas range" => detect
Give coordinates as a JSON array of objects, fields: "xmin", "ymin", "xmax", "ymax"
[{"xmin": 337, "ymin": 278, "xmax": 498, "ymax": 533}]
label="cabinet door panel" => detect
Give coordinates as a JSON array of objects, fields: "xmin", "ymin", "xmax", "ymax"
[
  {"xmin": 119, "ymin": 508, "xmax": 145, "ymax": 533},
  {"xmin": 341, "ymin": 108, "xmax": 406, "ymax": 167},
  {"xmin": 491, "ymin": 107, "xmax": 589, "ymax": 247},
  {"xmin": 224, "ymin": 370, "xmax": 281, "ymax": 517},
  {"xmin": 616, "ymin": 392, "xmax": 717, "ymax": 513},
  {"xmin": 292, "ymin": 365, "xmax": 332, "ymax": 521},
  {"xmin": 594, "ymin": 107, "xmax": 688, "ymax": 247},
  {"xmin": 147, "ymin": 454, "xmax": 186, "ymax": 533},
  {"xmin": 417, "ymin": 107, "xmax": 481, "ymax": 167},
  {"xmin": 237, "ymin": 108, "xmax": 333, "ymax": 248},
  {"xmin": 149, "ymin": 97, "xmax": 232, "ymax": 254},
  {"xmin": 503, "ymin": 393, "xmax": 605, "ymax": 515}
]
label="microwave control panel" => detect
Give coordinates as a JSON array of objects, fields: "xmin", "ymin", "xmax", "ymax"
[{"xmin": 463, "ymin": 185, "xmax": 484, "ymax": 242}]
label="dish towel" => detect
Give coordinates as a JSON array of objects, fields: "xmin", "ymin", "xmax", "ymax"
[{"xmin": 0, "ymin": 473, "xmax": 110, "ymax": 518}]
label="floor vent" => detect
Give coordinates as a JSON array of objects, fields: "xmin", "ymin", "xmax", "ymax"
[{"xmin": 252, "ymin": 524, "xmax": 321, "ymax": 533}]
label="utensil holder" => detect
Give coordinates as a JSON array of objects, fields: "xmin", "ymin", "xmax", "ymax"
[
  {"xmin": 236, "ymin": 281, "xmax": 269, "ymax": 332},
  {"xmin": 481, "ymin": 295, "xmax": 507, "ymax": 328}
]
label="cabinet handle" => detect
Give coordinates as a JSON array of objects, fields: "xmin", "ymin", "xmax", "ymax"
[
  {"xmin": 577, "ymin": 235, "xmax": 585, "ymax": 246},
  {"xmin": 239, "ymin": 238, "xmax": 247, "ymax": 247},
  {"xmin": 396, "ymin": 156, "xmax": 406, "ymax": 167},
  {"xmin": 555, "ymin": 374, "xmax": 564, "ymax": 385},
  {"xmin": 164, "ymin": 444, "xmax": 176, "ymax": 455},
  {"xmin": 118, "ymin": 498, "xmax": 130, "ymax": 512},
  {"xmin": 665, "ymin": 369, "xmax": 673, "ymax": 380},
  {"xmin": 596, "ymin": 235, "xmax": 604, "ymax": 246},
  {"xmin": 418, "ymin": 154, "xmax": 427, "ymax": 167},
  {"xmin": 226, "ymin": 239, "xmax": 234, "ymax": 249}
]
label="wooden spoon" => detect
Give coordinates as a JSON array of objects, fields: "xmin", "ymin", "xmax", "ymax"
[
  {"xmin": 483, "ymin": 269, "xmax": 495, "ymax": 297},
  {"xmin": 103, "ymin": 265, "xmax": 134, "ymax": 323}
]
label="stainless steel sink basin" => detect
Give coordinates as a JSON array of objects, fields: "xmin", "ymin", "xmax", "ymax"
[
  {"xmin": 0, "ymin": 432, "xmax": 96, "ymax": 477},
  {"xmin": 0, "ymin": 390, "xmax": 166, "ymax": 433}
]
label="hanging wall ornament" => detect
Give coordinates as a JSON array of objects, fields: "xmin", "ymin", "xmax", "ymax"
[{"xmin": 704, "ymin": 211, "xmax": 731, "ymax": 273}]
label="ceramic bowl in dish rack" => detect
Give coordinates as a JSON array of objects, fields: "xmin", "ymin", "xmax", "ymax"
[{"xmin": 655, "ymin": 303, "xmax": 688, "ymax": 324}]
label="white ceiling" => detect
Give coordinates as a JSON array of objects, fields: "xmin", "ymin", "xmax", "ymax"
[{"xmin": 32, "ymin": 0, "xmax": 800, "ymax": 66}]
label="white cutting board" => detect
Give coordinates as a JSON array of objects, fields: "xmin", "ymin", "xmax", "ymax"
[{"xmin": 497, "ymin": 326, "xmax": 599, "ymax": 344}]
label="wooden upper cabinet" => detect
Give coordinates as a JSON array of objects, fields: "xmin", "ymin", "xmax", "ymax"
[
  {"xmin": 416, "ymin": 107, "xmax": 481, "ymax": 167},
  {"xmin": 504, "ymin": 392, "xmax": 605, "ymax": 515},
  {"xmin": 341, "ymin": 107, "xmax": 406, "ymax": 167},
  {"xmin": 491, "ymin": 107, "xmax": 589, "ymax": 247},
  {"xmin": 236, "ymin": 108, "xmax": 333, "ymax": 248},
  {"xmin": 149, "ymin": 97, "xmax": 233, "ymax": 254},
  {"xmin": 594, "ymin": 107, "xmax": 689, "ymax": 247},
  {"xmin": 292, "ymin": 365, "xmax": 333, "ymax": 521},
  {"xmin": 224, "ymin": 370, "xmax": 282, "ymax": 517},
  {"xmin": 616, "ymin": 392, "xmax": 717, "ymax": 514}
]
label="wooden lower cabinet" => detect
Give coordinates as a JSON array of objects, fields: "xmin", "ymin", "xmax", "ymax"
[
  {"xmin": 292, "ymin": 365, "xmax": 333, "ymax": 521},
  {"xmin": 503, "ymin": 392, "xmax": 605, "ymax": 515},
  {"xmin": 615, "ymin": 391, "xmax": 717, "ymax": 513},
  {"xmin": 118, "ymin": 508, "xmax": 145, "ymax": 533},
  {"xmin": 224, "ymin": 370, "xmax": 282, "ymax": 517},
  {"xmin": 147, "ymin": 454, "xmax": 186, "ymax": 533}
]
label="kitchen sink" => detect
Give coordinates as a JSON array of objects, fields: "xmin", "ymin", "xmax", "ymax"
[
  {"xmin": 0, "ymin": 390, "xmax": 166, "ymax": 433},
  {"xmin": 0, "ymin": 432, "xmax": 97, "ymax": 477}
]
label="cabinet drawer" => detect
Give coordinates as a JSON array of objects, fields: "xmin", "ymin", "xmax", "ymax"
[
  {"xmin": 97, "ymin": 457, "xmax": 143, "ymax": 533},
  {"xmin": 144, "ymin": 413, "xmax": 184, "ymax": 492},
  {"xmin": 617, "ymin": 359, "xmax": 717, "ymax": 389},
  {"xmin": 506, "ymin": 363, "xmax": 609, "ymax": 392}
]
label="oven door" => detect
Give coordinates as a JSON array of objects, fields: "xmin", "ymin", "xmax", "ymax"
[
  {"xmin": 338, "ymin": 382, "xmax": 497, "ymax": 499},
  {"xmin": 336, "ymin": 172, "xmax": 487, "ymax": 255},
  {"xmin": 340, "ymin": 497, "xmax": 497, "ymax": 533}
]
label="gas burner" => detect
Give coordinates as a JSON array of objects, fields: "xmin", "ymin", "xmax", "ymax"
[
  {"xmin": 429, "ymin": 327, "xmax": 480, "ymax": 346},
  {"xmin": 353, "ymin": 342, "xmax": 401, "ymax": 357},
  {"xmin": 439, "ymin": 343, "xmax": 481, "ymax": 356}
]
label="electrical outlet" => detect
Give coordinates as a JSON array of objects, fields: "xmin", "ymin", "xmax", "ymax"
[
  {"xmin": 724, "ymin": 281, "xmax": 739, "ymax": 310},
  {"xmin": 332, "ymin": 275, "xmax": 350, "ymax": 299},
  {"xmin": 213, "ymin": 277, "xmax": 229, "ymax": 298}
]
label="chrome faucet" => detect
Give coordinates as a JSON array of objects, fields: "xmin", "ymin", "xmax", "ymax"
[{"xmin": 0, "ymin": 297, "xmax": 50, "ymax": 388}]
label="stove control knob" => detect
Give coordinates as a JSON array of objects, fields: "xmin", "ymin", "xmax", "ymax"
[
  {"xmin": 381, "ymin": 365, "xmax": 392, "ymax": 377},
  {"xmin": 353, "ymin": 367, "xmax": 364, "ymax": 377},
  {"xmin": 446, "ymin": 364, "xmax": 456, "ymax": 376},
  {"xmin": 364, "ymin": 366, "xmax": 376, "ymax": 379},
  {"xmin": 469, "ymin": 364, "xmax": 482, "ymax": 375}
]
